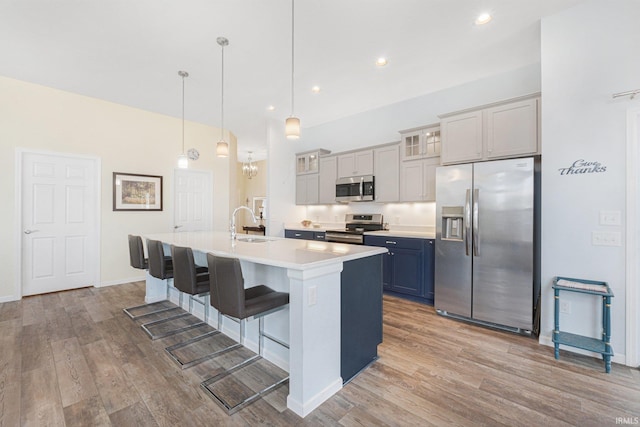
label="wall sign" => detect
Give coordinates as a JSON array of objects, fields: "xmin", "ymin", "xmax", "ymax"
[{"xmin": 558, "ymin": 159, "xmax": 607, "ymax": 176}]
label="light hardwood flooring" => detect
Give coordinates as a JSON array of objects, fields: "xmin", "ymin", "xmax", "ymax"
[{"xmin": 1, "ymin": 281, "xmax": 638, "ymax": 426}]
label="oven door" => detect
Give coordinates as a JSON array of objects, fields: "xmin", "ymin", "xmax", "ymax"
[{"xmin": 325, "ymin": 231, "xmax": 364, "ymax": 245}]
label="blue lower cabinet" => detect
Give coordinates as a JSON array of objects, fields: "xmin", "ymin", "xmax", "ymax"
[
  {"xmin": 341, "ymin": 255, "xmax": 383, "ymax": 383},
  {"xmin": 364, "ymin": 235, "xmax": 434, "ymax": 305},
  {"xmin": 284, "ymin": 229, "xmax": 326, "ymax": 241}
]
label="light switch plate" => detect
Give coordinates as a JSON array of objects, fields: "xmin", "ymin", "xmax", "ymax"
[
  {"xmin": 308, "ymin": 286, "xmax": 317, "ymax": 306},
  {"xmin": 592, "ymin": 231, "xmax": 622, "ymax": 246},
  {"xmin": 599, "ymin": 210, "xmax": 621, "ymax": 226}
]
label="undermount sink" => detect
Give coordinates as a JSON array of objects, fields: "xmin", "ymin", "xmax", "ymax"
[{"xmin": 236, "ymin": 236, "xmax": 269, "ymax": 243}]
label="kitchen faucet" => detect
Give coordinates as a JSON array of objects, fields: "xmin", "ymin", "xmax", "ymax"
[{"xmin": 230, "ymin": 206, "xmax": 258, "ymax": 240}]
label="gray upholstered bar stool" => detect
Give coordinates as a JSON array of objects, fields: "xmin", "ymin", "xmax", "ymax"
[
  {"xmin": 128, "ymin": 234, "xmax": 148, "ymax": 270},
  {"xmin": 165, "ymin": 245, "xmax": 233, "ymax": 369},
  {"xmin": 201, "ymin": 253, "xmax": 290, "ymax": 414},
  {"xmin": 123, "ymin": 235, "xmax": 175, "ymax": 319},
  {"xmin": 170, "ymin": 245, "xmax": 211, "ymax": 318},
  {"xmin": 141, "ymin": 239, "xmax": 196, "ymax": 339}
]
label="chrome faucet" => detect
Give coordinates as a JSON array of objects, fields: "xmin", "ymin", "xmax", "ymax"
[{"xmin": 230, "ymin": 206, "xmax": 258, "ymax": 240}]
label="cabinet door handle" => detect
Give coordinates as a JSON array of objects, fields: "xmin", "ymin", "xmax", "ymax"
[
  {"xmin": 385, "ymin": 240, "xmax": 397, "ymax": 245},
  {"xmin": 295, "ymin": 233, "xmax": 301, "ymax": 237}
]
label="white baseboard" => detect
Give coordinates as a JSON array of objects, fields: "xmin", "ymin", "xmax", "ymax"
[
  {"xmin": 286, "ymin": 377, "xmax": 342, "ymax": 418},
  {"xmin": 0, "ymin": 294, "xmax": 21, "ymax": 303},
  {"xmin": 98, "ymin": 276, "xmax": 145, "ymax": 287}
]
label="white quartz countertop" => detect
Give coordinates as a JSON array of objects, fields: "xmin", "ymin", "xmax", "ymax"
[{"xmin": 145, "ymin": 231, "xmax": 386, "ymax": 271}]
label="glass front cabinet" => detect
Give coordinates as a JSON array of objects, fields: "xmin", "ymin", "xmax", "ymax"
[{"xmin": 400, "ymin": 125, "xmax": 441, "ymax": 161}]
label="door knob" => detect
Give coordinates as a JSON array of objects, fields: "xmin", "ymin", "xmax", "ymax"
[
  {"xmin": 174, "ymin": 225, "xmax": 183, "ymax": 229},
  {"xmin": 24, "ymin": 229, "xmax": 39, "ymax": 234}
]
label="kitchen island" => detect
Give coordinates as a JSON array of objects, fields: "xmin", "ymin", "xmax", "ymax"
[{"xmin": 143, "ymin": 231, "xmax": 386, "ymax": 418}]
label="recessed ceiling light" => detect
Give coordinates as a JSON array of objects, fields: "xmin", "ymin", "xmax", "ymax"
[
  {"xmin": 311, "ymin": 86, "xmax": 321, "ymax": 94},
  {"xmin": 267, "ymin": 105, "xmax": 275, "ymax": 111},
  {"xmin": 475, "ymin": 13, "xmax": 492, "ymax": 25},
  {"xmin": 376, "ymin": 57, "xmax": 388, "ymax": 67}
]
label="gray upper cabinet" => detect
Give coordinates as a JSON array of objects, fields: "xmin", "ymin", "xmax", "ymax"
[
  {"xmin": 440, "ymin": 111, "xmax": 483, "ymax": 164},
  {"xmin": 440, "ymin": 94, "xmax": 540, "ymax": 165},
  {"xmin": 374, "ymin": 144, "xmax": 400, "ymax": 202},
  {"xmin": 296, "ymin": 174, "xmax": 319, "ymax": 205},
  {"xmin": 319, "ymin": 156, "xmax": 338, "ymax": 204},
  {"xmin": 485, "ymin": 98, "xmax": 538, "ymax": 159},
  {"xmin": 400, "ymin": 156, "xmax": 439, "ymax": 202},
  {"xmin": 337, "ymin": 149, "xmax": 374, "ymax": 178},
  {"xmin": 296, "ymin": 149, "xmax": 330, "ymax": 175},
  {"xmin": 400, "ymin": 125, "xmax": 441, "ymax": 161}
]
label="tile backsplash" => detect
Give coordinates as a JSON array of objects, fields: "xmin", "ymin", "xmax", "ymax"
[{"xmin": 305, "ymin": 202, "xmax": 435, "ymax": 227}]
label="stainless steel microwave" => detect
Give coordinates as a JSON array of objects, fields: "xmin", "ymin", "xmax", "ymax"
[{"xmin": 335, "ymin": 175, "xmax": 375, "ymax": 202}]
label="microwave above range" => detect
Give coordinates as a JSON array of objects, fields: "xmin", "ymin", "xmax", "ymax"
[{"xmin": 336, "ymin": 175, "xmax": 374, "ymax": 202}]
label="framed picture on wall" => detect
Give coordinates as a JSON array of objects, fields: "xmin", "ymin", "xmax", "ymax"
[{"xmin": 113, "ymin": 172, "xmax": 163, "ymax": 211}]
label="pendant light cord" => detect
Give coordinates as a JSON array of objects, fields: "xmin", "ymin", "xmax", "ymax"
[
  {"xmin": 221, "ymin": 42, "xmax": 225, "ymax": 141},
  {"xmin": 290, "ymin": 0, "xmax": 295, "ymax": 116},
  {"xmin": 181, "ymin": 74, "xmax": 185, "ymax": 154}
]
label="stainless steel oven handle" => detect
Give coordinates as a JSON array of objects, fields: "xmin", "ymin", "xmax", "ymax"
[
  {"xmin": 473, "ymin": 189, "xmax": 479, "ymax": 257},
  {"xmin": 464, "ymin": 189, "xmax": 471, "ymax": 257}
]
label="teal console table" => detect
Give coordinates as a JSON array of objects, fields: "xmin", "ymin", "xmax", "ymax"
[{"xmin": 552, "ymin": 276, "xmax": 614, "ymax": 373}]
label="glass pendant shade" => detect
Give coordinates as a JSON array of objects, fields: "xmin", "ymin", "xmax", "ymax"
[
  {"xmin": 177, "ymin": 153, "xmax": 188, "ymax": 169},
  {"xmin": 216, "ymin": 140, "xmax": 229, "ymax": 157},
  {"xmin": 286, "ymin": 116, "xmax": 300, "ymax": 140}
]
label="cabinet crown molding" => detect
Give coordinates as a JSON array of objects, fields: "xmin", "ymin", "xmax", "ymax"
[{"xmin": 438, "ymin": 92, "xmax": 541, "ymax": 119}]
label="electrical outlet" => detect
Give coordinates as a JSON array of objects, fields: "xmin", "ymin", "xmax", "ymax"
[
  {"xmin": 308, "ymin": 286, "xmax": 317, "ymax": 306},
  {"xmin": 592, "ymin": 231, "xmax": 622, "ymax": 246},
  {"xmin": 560, "ymin": 301, "xmax": 571, "ymax": 314},
  {"xmin": 599, "ymin": 210, "xmax": 621, "ymax": 226}
]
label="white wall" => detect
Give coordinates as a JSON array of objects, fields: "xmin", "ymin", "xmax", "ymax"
[
  {"xmin": 297, "ymin": 63, "xmax": 541, "ymax": 154},
  {"xmin": 540, "ymin": 0, "xmax": 640, "ymax": 363},
  {"xmin": 0, "ymin": 76, "xmax": 235, "ymax": 300},
  {"xmin": 265, "ymin": 119, "xmax": 306, "ymax": 237}
]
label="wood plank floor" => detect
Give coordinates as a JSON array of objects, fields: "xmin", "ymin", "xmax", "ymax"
[{"xmin": 1, "ymin": 281, "xmax": 638, "ymax": 426}]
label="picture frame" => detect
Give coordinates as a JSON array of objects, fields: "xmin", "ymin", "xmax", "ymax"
[{"xmin": 113, "ymin": 172, "xmax": 163, "ymax": 211}]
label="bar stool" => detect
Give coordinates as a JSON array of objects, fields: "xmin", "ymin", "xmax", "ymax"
[
  {"xmin": 165, "ymin": 245, "xmax": 234, "ymax": 369},
  {"xmin": 123, "ymin": 235, "xmax": 176, "ymax": 319},
  {"xmin": 200, "ymin": 253, "xmax": 290, "ymax": 414},
  {"xmin": 141, "ymin": 239, "xmax": 193, "ymax": 339},
  {"xmin": 128, "ymin": 234, "xmax": 147, "ymax": 269},
  {"xmin": 171, "ymin": 245, "xmax": 210, "ymax": 317}
]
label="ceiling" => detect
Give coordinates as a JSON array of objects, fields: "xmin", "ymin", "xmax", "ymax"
[{"xmin": 0, "ymin": 0, "xmax": 584, "ymax": 161}]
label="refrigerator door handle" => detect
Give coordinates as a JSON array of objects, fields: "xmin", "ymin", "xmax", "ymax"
[
  {"xmin": 465, "ymin": 189, "xmax": 471, "ymax": 256},
  {"xmin": 473, "ymin": 188, "xmax": 479, "ymax": 256}
]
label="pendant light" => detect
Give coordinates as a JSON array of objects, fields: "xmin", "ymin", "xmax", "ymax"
[
  {"xmin": 285, "ymin": 0, "xmax": 300, "ymax": 139},
  {"xmin": 216, "ymin": 37, "xmax": 230, "ymax": 157},
  {"xmin": 177, "ymin": 70, "xmax": 189, "ymax": 168},
  {"xmin": 242, "ymin": 151, "xmax": 258, "ymax": 179}
]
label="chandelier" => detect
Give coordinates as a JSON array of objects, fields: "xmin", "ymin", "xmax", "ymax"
[{"xmin": 242, "ymin": 152, "xmax": 258, "ymax": 179}]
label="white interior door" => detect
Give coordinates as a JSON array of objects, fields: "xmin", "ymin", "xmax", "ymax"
[
  {"xmin": 21, "ymin": 152, "xmax": 99, "ymax": 296},
  {"xmin": 174, "ymin": 169, "xmax": 212, "ymax": 232}
]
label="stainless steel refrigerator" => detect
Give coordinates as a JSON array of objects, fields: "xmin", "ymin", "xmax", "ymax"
[{"xmin": 435, "ymin": 157, "xmax": 540, "ymax": 333}]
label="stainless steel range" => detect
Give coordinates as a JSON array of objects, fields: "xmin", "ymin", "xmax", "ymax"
[{"xmin": 325, "ymin": 214, "xmax": 384, "ymax": 245}]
